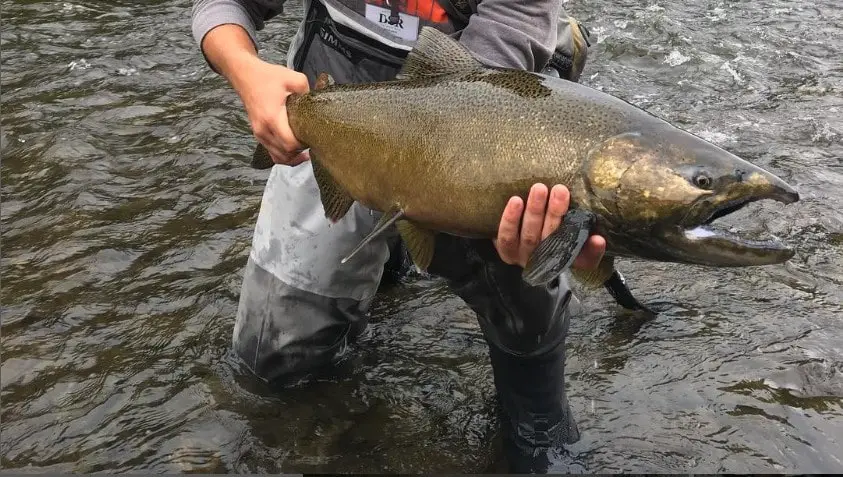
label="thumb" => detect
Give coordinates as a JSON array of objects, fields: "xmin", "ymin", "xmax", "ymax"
[
  {"xmin": 286, "ymin": 71, "xmax": 311, "ymax": 95},
  {"xmin": 287, "ymin": 150, "xmax": 311, "ymax": 166}
]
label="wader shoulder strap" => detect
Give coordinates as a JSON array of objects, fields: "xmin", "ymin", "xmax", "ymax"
[{"xmin": 436, "ymin": 0, "xmax": 475, "ymax": 30}]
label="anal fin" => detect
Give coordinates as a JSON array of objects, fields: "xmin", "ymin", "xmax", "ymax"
[
  {"xmin": 571, "ymin": 255, "xmax": 616, "ymax": 289},
  {"xmin": 311, "ymin": 152, "xmax": 354, "ymax": 222},
  {"xmin": 396, "ymin": 220, "xmax": 436, "ymax": 271},
  {"xmin": 341, "ymin": 206, "xmax": 405, "ymax": 264},
  {"xmin": 522, "ymin": 209, "xmax": 596, "ymax": 286},
  {"xmin": 572, "ymin": 253, "xmax": 654, "ymax": 314}
]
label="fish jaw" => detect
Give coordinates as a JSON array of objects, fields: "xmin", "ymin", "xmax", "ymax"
[
  {"xmin": 654, "ymin": 175, "xmax": 800, "ymax": 267},
  {"xmin": 659, "ymin": 224, "xmax": 795, "ymax": 267}
]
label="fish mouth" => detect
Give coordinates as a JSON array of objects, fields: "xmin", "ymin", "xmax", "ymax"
[
  {"xmin": 675, "ymin": 187, "xmax": 800, "ymax": 266},
  {"xmin": 701, "ymin": 195, "xmax": 760, "ymax": 225}
]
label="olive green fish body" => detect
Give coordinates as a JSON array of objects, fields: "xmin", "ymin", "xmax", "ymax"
[
  {"xmin": 250, "ymin": 27, "xmax": 800, "ymax": 313},
  {"xmin": 287, "ymin": 69, "xmax": 659, "ymax": 240}
]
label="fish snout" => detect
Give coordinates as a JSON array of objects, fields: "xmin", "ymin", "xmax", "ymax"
[
  {"xmin": 743, "ymin": 165, "xmax": 800, "ymax": 205},
  {"xmin": 766, "ymin": 171, "xmax": 800, "ymax": 205}
]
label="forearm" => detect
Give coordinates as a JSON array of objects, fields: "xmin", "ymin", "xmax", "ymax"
[
  {"xmin": 191, "ymin": 0, "xmax": 286, "ymax": 72},
  {"xmin": 200, "ymin": 24, "xmax": 262, "ymax": 88}
]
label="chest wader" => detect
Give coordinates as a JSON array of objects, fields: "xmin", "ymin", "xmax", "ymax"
[{"xmin": 232, "ymin": 0, "xmax": 593, "ymax": 471}]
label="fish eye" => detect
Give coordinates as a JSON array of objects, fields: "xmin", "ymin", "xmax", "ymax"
[{"xmin": 694, "ymin": 172, "xmax": 713, "ymax": 189}]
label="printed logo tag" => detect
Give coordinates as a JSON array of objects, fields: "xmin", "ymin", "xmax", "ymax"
[{"xmin": 364, "ymin": 4, "xmax": 420, "ymax": 41}]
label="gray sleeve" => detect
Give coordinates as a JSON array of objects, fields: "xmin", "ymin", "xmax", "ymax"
[
  {"xmin": 191, "ymin": 0, "xmax": 286, "ymax": 51},
  {"xmin": 457, "ymin": 0, "xmax": 563, "ymax": 72}
]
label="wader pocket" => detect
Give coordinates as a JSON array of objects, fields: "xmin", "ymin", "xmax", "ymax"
[{"xmin": 293, "ymin": 1, "xmax": 411, "ymax": 85}]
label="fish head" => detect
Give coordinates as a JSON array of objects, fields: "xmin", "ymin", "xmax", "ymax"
[{"xmin": 583, "ymin": 130, "xmax": 799, "ymax": 267}]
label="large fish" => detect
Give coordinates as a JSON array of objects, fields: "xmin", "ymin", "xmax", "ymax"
[{"xmin": 251, "ymin": 27, "xmax": 799, "ymax": 312}]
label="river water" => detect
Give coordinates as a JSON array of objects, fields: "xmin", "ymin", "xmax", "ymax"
[{"xmin": 2, "ymin": 0, "xmax": 842, "ymax": 473}]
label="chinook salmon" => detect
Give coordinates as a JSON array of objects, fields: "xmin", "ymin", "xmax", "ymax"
[{"xmin": 251, "ymin": 27, "xmax": 799, "ymax": 312}]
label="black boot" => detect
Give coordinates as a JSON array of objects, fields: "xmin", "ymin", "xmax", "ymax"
[
  {"xmin": 379, "ymin": 234, "xmax": 413, "ymax": 288},
  {"xmin": 427, "ymin": 236, "xmax": 583, "ymax": 474},
  {"xmin": 490, "ymin": 340, "xmax": 583, "ymax": 474}
]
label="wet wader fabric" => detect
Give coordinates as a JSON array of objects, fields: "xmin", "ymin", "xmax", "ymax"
[{"xmin": 192, "ymin": 0, "xmax": 591, "ymax": 470}]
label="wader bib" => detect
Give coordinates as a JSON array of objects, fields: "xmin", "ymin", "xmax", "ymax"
[{"xmin": 233, "ymin": 1, "xmax": 591, "ymax": 470}]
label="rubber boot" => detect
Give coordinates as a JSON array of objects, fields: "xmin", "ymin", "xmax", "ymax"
[
  {"xmin": 380, "ymin": 234, "xmax": 413, "ymax": 288},
  {"xmin": 489, "ymin": 339, "xmax": 582, "ymax": 474},
  {"xmin": 427, "ymin": 236, "xmax": 582, "ymax": 473}
]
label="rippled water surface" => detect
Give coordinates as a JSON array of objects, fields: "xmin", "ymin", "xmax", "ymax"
[{"xmin": 2, "ymin": 0, "xmax": 842, "ymax": 473}]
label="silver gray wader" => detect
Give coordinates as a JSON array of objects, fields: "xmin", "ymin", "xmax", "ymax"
[{"xmin": 230, "ymin": 0, "xmax": 593, "ymax": 472}]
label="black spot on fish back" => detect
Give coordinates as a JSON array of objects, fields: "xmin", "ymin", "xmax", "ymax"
[{"xmin": 470, "ymin": 70, "xmax": 552, "ymax": 99}]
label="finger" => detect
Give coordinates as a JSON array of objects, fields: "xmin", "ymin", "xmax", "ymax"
[
  {"xmin": 260, "ymin": 120, "xmax": 303, "ymax": 166},
  {"xmin": 254, "ymin": 122, "xmax": 289, "ymax": 162},
  {"xmin": 573, "ymin": 235, "xmax": 607, "ymax": 270},
  {"xmin": 541, "ymin": 184, "xmax": 570, "ymax": 240},
  {"xmin": 519, "ymin": 184, "xmax": 549, "ymax": 252},
  {"xmin": 258, "ymin": 138, "xmax": 288, "ymax": 165},
  {"xmin": 286, "ymin": 71, "xmax": 311, "ymax": 94},
  {"xmin": 274, "ymin": 105, "xmax": 304, "ymax": 153},
  {"xmin": 286, "ymin": 150, "xmax": 311, "ymax": 167},
  {"xmin": 495, "ymin": 196, "xmax": 524, "ymax": 264}
]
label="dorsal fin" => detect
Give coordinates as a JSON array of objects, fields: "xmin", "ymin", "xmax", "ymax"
[{"xmin": 396, "ymin": 26, "xmax": 484, "ymax": 80}]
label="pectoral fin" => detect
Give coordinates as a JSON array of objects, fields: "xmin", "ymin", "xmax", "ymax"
[
  {"xmin": 522, "ymin": 209, "xmax": 596, "ymax": 286},
  {"xmin": 397, "ymin": 220, "xmax": 436, "ymax": 271},
  {"xmin": 311, "ymin": 153, "xmax": 354, "ymax": 222},
  {"xmin": 341, "ymin": 206, "xmax": 405, "ymax": 264}
]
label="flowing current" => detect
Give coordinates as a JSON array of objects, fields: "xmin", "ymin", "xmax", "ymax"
[{"xmin": 2, "ymin": 0, "xmax": 842, "ymax": 473}]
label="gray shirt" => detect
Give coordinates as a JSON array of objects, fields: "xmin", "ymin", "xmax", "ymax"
[{"xmin": 191, "ymin": 0, "xmax": 564, "ymax": 72}]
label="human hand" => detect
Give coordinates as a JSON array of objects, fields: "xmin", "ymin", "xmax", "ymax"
[
  {"xmin": 494, "ymin": 184, "xmax": 606, "ymax": 270},
  {"xmin": 230, "ymin": 56, "xmax": 310, "ymax": 166}
]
